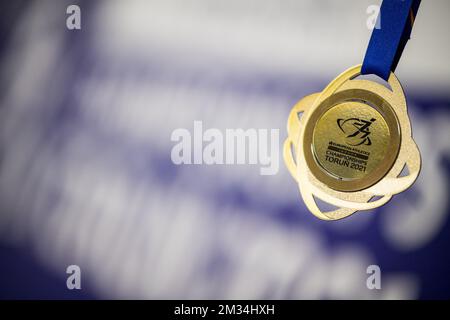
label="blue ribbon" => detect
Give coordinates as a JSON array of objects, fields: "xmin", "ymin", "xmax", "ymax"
[{"xmin": 361, "ymin": 0, "xmax": 421, "ymax": 80}]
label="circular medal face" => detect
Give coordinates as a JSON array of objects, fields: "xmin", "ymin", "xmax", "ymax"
[
  {"xmin": 303, "ymin": 89, "xmax": 401, "ymax": 192},
  {"xmin": 314, "ymin": 102, "xmax": 389, "ymax": 179},
  {"xmin": 283, "ymin": 65, "xmax": 421, "ymax": 220}
]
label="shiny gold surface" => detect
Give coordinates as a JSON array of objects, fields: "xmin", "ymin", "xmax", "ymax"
[
  {"xmin": 283, "ymin": 65, "xmax": 421, "ymax": 220},
  {"xmin": 304, "ymin": 89, "xmax": 401, "ymax": 192},
  {"xmin": 313, "ymin": 102, "xmax": 390, "ymax": 180}
]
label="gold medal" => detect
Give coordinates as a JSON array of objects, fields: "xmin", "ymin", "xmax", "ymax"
[{"xmin": 284, "ymin": 65, "xmax": 421, "ymax": 220}]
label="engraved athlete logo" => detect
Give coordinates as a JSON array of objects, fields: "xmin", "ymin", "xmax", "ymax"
[{"xmin": 337, "ymin": 117, "xmax": 376, "ymax": 146}]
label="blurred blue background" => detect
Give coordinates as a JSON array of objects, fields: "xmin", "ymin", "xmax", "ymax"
[{"xmin": 0, "ymin": 0, "xmax": 449, "ymax": 299}]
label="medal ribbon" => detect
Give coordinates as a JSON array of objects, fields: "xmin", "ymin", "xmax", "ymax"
[{"xmin": 361, "ymin": 0, "xmax": 421, "ymax": 81}]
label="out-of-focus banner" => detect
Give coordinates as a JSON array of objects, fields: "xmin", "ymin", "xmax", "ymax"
[{"xmin": 0, "ymin": 0, "xmax": 449, "ymax": 299}]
